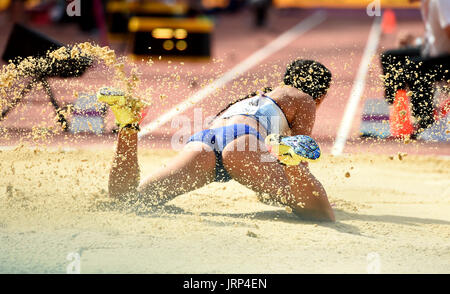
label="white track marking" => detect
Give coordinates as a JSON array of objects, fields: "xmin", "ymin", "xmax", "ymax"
[
  {"xmin": 139, "ymin": 11, "xmax": 328, "ymax": 138},
  {"xmin": 331, "ymin": 17, "xmax": 382, "ymax": 156}
]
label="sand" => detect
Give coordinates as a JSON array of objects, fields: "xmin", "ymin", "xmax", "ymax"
[{"xmin": 0, "ymin": 147, "xmax": 449, "ymax": 274}]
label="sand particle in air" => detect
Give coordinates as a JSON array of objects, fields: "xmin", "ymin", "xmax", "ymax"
[{"xmin": 246, "ymin": 230, "xmax": 258, "ymax": 238}]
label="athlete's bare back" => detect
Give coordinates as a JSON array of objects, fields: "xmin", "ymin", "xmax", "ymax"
[{"xmin": 210, "ymin": 85, "xmax": 319, "ymax": 138}]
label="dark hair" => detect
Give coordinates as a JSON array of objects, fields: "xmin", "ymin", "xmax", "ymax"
[
  {"xmin": 283, "ymin": 59, "xmax": 332, "ymax": 100},
  {"xmin": 214, "ymin": 60, "xmax": 331, "ymax": 119}
]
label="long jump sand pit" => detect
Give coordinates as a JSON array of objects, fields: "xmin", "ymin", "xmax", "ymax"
[{"xmin": 0, "ymin": 147, "xmax": 449, "ymax": 273}]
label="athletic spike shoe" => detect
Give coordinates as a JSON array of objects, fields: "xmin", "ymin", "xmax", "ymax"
[
  {"xmin": 265, "ymin": 134, "xmax": 321, "ymax": 165},
  {"xmin": 97, "ymin": 87, "xmax": 148, "ymax": 128}
]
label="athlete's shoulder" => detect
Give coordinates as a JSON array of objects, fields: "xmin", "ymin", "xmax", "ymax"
[
  {"xmin": 271, "ymin": 85, "xmax": 313, "ymax": 101},
  {"xmin": 270, "ymin": 85, "xmax": 299, "ymax": 97},
  {"xmin": 279, "ymin": 86, "xmax": 316, "ymax": 134},
  {"xmin": 283, "ymin": 86, "xmax": 315, "ymax": 112},
  {"xmin": 268, "ymin": 86, "xmax": 315, "ymax": 113},
  {"xmin": 296, "ymin": 94, "xmax": 316, "ymax": 113}
]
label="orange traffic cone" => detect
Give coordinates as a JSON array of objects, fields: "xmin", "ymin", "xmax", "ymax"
[
  {"xmin": 390, "ymin": 89, "xmax": 414, "ymax": 138},
  {"xmin": 382, "ymin": 9, "xmax": 397, "ymax": 34}
]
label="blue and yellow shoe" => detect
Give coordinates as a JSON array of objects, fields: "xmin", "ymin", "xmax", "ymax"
[
  {"xmin": 265, "ymin": 134, "xmax": 321, "ymax": 165},
  {"xmin": 97, "ymin": 87, "xmax": 148, "ymax": 129}
]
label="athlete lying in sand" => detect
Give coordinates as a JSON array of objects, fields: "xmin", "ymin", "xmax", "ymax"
[{"xmin": 98, "ymin": 59, "xmax": 335, "ymax": 222}]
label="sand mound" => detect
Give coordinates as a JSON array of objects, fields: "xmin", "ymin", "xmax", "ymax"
[{"xmin": 0, "ymin": 148, "xmax": 449, "ymax": 273}]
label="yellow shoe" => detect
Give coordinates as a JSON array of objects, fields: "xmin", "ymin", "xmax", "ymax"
[
  {"xmin": 97, "ymin": 87, "xmax": 147, "ymax": 129},
  {"xmin": 265, "ymin": 134, "xmax": 321, "ymax": 165}
]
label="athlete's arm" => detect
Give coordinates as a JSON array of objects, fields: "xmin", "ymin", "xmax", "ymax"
[
  {"xmin": 283, "ymin": 165, "xmax": 335, "ymax": 222},
  {"xmin": 289, "ymin": 94, "xmax": 316, "ymax": 136},
  {"xmin": 283, "ymin": 94, "xmax": 335, "ymax": 221}
]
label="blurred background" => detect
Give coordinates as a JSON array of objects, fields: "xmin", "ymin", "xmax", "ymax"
[{"xmin": 0, "ymin": 0, "xmax": 448, "ymax": 156}]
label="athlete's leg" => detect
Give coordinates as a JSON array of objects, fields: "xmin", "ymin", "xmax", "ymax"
[
  {"xmin": 222, "ymin": 135, "xmax": 291, "ymax": 196},
  {"xmin": 108, "ymin": 128, "xmax": 141, "ymax": 200},
  {"xmin": 100, "ymin": 87, "xmax": 216, "ymax": 206},
  {"xmin": 138, "ymin": 142, "xmax": 216, "ymax": 205},
  {"xmin": 222, "ymin": 135, "xmax": 335, "ymax": 221}
]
